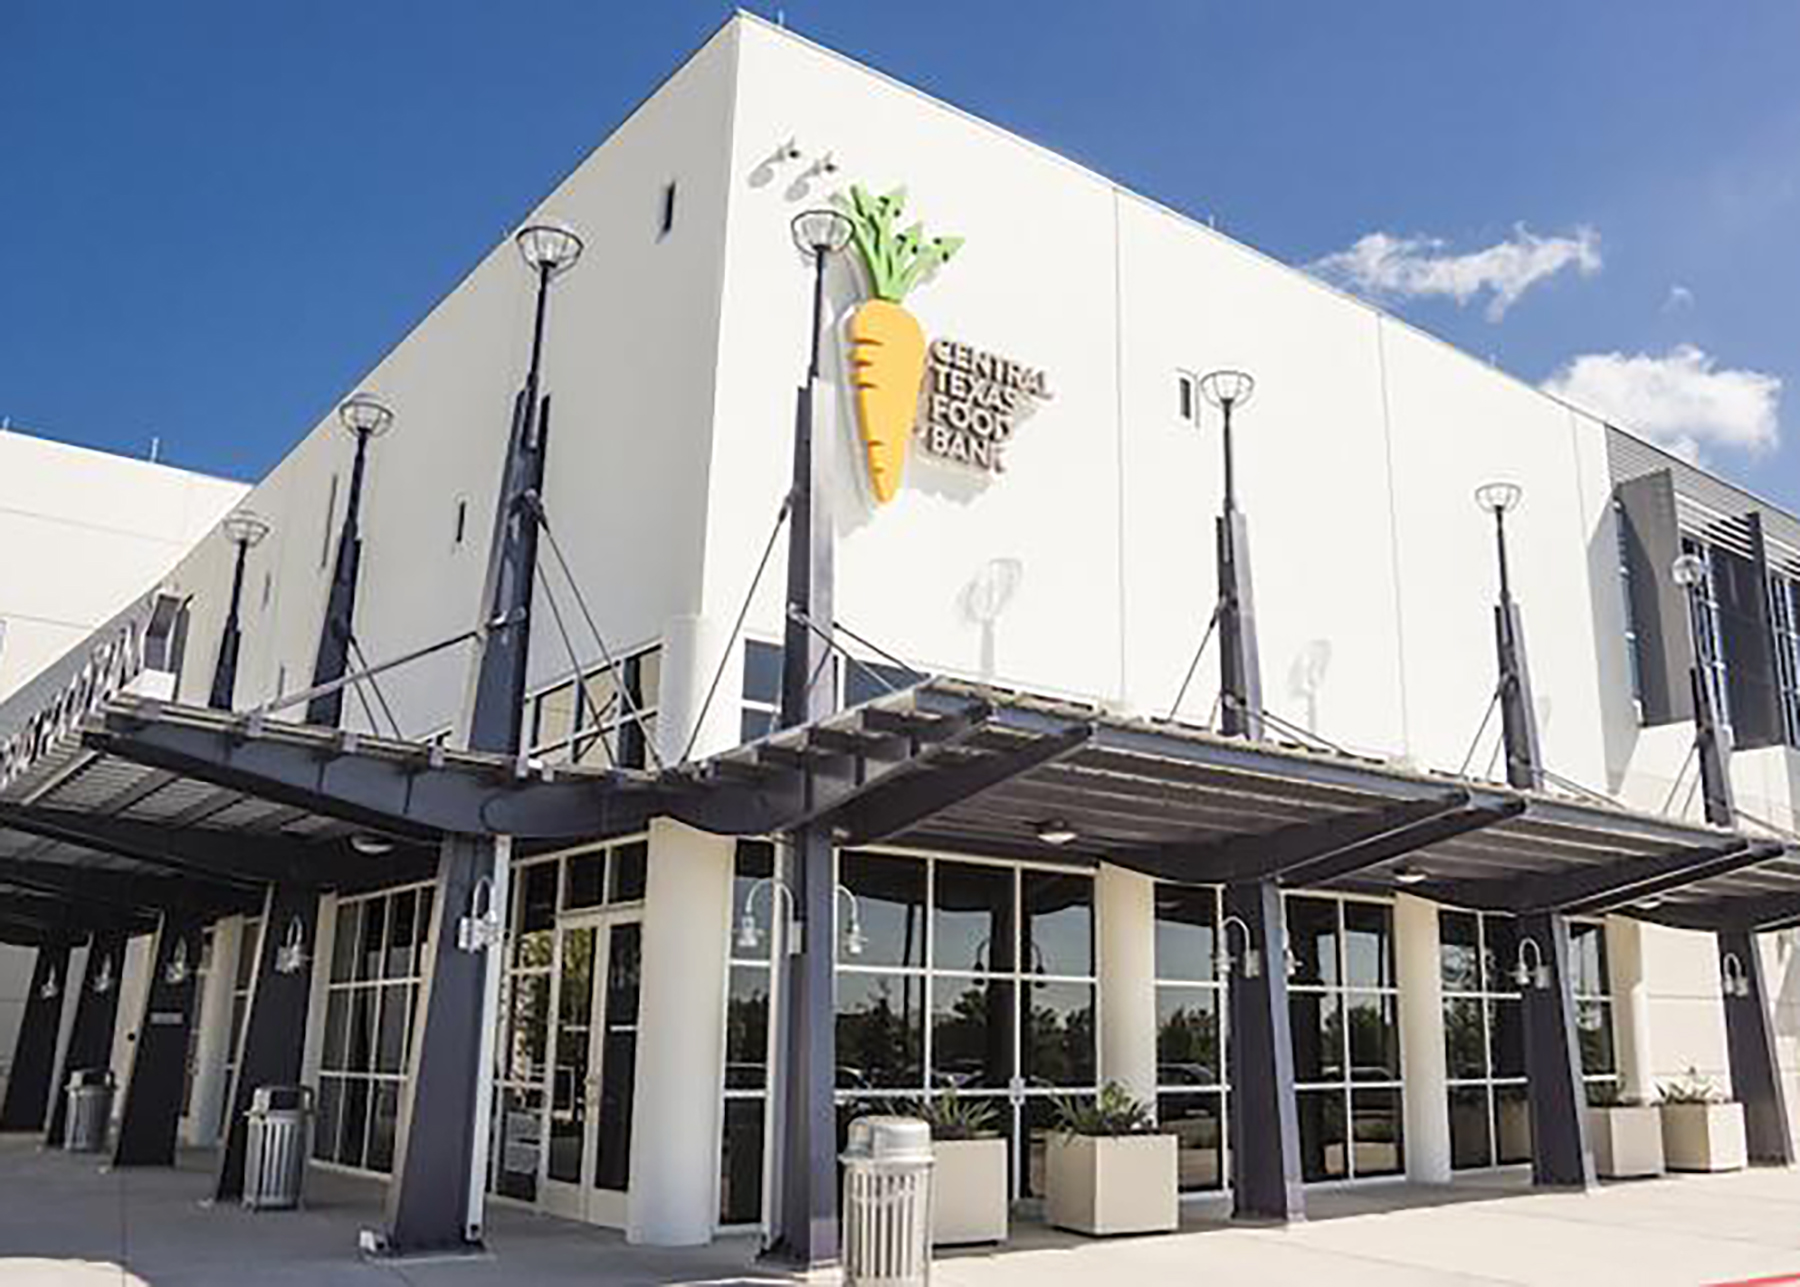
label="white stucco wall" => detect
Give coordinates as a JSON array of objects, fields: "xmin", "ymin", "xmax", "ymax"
[{"xmin": 0, "ymin": 430, "xmax": 246, "ymax": 702}]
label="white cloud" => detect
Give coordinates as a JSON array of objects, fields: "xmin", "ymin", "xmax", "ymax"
[
  {"xmin": 1542, "ymin": 344, "xmax": 1781, "ymax": 461},
  {"xmin": 1309, "ymin": 224, "xmax": 1602, "ymax": 320},
  {"xmin": 1663, "ymin": 283, "xmax": 1695, "ymax": 312}
]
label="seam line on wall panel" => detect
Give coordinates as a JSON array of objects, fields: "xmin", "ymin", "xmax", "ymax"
[
  {"xmin": 1374, "ymin": 316, "xmax": 1412, "ymax": 758},
  {"xmin": 1112, "ymin": 187, "xmax": 1129, "ymax": 705},
  {"xmin": 691, "ymin": 17, "xmax": 747, "ymax": 618}
]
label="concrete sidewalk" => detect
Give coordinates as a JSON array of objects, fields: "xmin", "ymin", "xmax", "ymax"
[{"xmin": 4, "ymin": 1134, "xmax": 1800, "ymax": 1285}]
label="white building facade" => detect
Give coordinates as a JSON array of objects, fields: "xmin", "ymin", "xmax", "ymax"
[{"xmin": 3, "ymin": 13, "xmax": 1798, "ymax": 1264}]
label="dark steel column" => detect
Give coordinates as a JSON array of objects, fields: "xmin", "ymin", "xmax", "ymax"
[
  {"xmin": 113, "ymin": 911, "xmax": 205, "ymax": 1166},
  {"xmin": 44, "ymin": 930, "xmax": 127, "ymax": 1147},
  {"xmin": 380, "ymin": 262, "xmax": 552, "ymax": 1257},
  {"xmin": 1490, "ymin": 505, "xmax": 1544, "ymax": 790},
  {"xmin": 1718, "ymin": 928, "xmax": 1795, "ymax": 1165},
  {"xmin": 208, "ymin": 539, "xmax": 253, "ymax": 711},
  {"xmin": 1693, "ymin": 667, "xmax": 1737, "ymax": 827},
  {"xmin": 1217, "ymin": 509, "xmax": 1264, "ymax": 740},
  {"xmin": 213, "ymin": 885, "xmax": 317, "ymax": 1201},
  {"xmin": 382, "ymin": 832, "xmax": 500, "ymax": 1253},
  {"xmin": 307, "ymin": 427, "xmax": 372, "ymax": 728},
  {"xmin": 1518, "ymin": 911, "xmax": 1594, "ymax": 1189},
  {"xmin": 0, "ymin": 939, "xmax": 72, "ymax": 1131},
  {"xmin": 768, "ymin": 243, "xmax": 843, "ymax": 1264},
  {"xmin": 1223, "ymin": 879, "xmax": 1304, "ymax": 1221}
]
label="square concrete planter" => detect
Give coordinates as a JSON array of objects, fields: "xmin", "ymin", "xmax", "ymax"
[
  {"xmin": 1660, "ymin": 1102, "xmax": 1747, "ymax": 1172},
  {"xmin": 930, "ymin": 1137, "xmax": 1008, "ymax": 1246},
  {"xmin": 1588, "ymin": 1106, "xmax": 1664, "ymax": 1179},
  {"xmin": 1044, "ymin": 1133, "xmax": 1178, "ymax": 1237}
]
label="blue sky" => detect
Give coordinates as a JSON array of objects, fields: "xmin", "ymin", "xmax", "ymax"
[{"xmin": 4, "ymin": 3, "xmax": 1797, "ymax": 504}]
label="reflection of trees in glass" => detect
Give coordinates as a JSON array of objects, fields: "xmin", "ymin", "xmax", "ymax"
[
  {"xmin": 726, "ymin": 985, "xmax": 768, "ymax": 1066},
  {"xmin": 1443, "ymin": 997, "xmax": 1485, "ymax": 1079},
  {"xmin": 1025, "ymin": 992, "xmax": 1094, "ymax": 1086},
  {"xmin": 1576, "ymin": 1000, "xmax": 1614, "ymax": 1075},
  {"xmin": 1156, "ymin": 1003, "xmax": 1219, "ymax": 1081},
  {"xmin": 508, "ymin": 974, "xmax": 550, "ymax": 1079},
  {"xmin": 933, "ymin": 981, "xmax": 1007, "ymax": 1088},
  {"xmin": 1346, "ymin": 997, "xmax": 1396, "ymax": 1077},
  {"xmin": 838, "ymin": 976, "xmax": 922, "ymax": 1087}
]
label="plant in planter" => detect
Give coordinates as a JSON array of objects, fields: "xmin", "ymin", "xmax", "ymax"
[
  {"xmin": 1658, "ymin": 1067, "xmax": 1746, "ymax": 1173},
  {"xmin": 913, "ymin": 1095, "xmax": 1009, "ymax": 1246},
  {"xmin": 1585, "ymin": 1080, "xmax": 1664, "ymax": 1179},
  {"xmin": 1043, "ymin": 1083, "xmax": 1177, "ymax": 1237}
]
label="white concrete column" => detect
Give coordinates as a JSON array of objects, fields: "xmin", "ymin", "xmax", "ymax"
[
  {"xmin": 1606, "ymin": 915, "xmax": 1656, "ymax": 1104},
  {"xmin": 1096, "ymin": 863, "xmax": 1157, "ymax": 1105},
  {"xmin": 301, "ymin": 894, "xmax": 339, "ymax": 1088},
  {"xmin": 185, "ymin": 916, "xmax": 242, "ymax": 1147},
  {"xmin": 1395, "ymin": 894, "xmax": 1451, "ymax": 1183},
  {"xmin": 627, "ymin": 818, "xmax": 734, "ymax": 1246},
  {"xmin": 657, "ymin": 613, "xmax": 743, "ymax": 767}
]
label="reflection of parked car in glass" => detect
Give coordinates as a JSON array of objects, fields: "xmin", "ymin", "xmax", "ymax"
[{"xmin": 1156, "ymin": 1063, "xmax": 1219, "ymax": 1087}]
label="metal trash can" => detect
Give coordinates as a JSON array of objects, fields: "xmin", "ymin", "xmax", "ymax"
[
  {"xmin": 62, "ymin": 1068, "xmax": 115, "ymax": 1153},
  {"xmin": 243, "ymin": 1085, "xmax": 313, "ymax": 1210},
  {"xmin": 841, "ymin": 1115, "xmax": 934, "ymax": 1286}
]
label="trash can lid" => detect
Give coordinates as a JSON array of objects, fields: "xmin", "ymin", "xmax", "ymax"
[
  {"xmin": 842, "ymin": 1115, "xmax": 933, "ymax": 1165},
  {"xmin": 66, "ymin": 1067, "xmax": 114, "ymax": 1089},
  {"xmin": 250, "ymin": 1084, "xmax": 313, "ymax": 1113}
]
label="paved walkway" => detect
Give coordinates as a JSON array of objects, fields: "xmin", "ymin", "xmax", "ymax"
[{"xmin": 3, "ymin": 1135, "xmax": 1800, "ymax": 1285}]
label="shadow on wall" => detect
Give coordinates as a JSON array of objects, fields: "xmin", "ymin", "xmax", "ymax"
[{"xmin": 960, "ymin": 557, "xmax": 1024, "ymax": 682}]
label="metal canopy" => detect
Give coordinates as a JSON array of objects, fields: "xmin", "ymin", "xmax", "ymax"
[
  {"xmin": 680, "ymin": 679, "xmax": 1795, "ymax": 932},
  {"xmin": 5, "ymin": 678, "xmax": 1799, "ymax": 940}
]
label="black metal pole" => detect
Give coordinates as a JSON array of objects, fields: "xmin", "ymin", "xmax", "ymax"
[
  {"xmin": 1215, "ymin": 396, "xmax": 1262, "ymax": 740},
  {"xmin": 1493, "ymin": 509, "xmax": 1544, "ymax": 789},
  {"xmin": 381, "ymin": 253, "xmax": 556, "ymax": 1258},
  {"xmin": 208, "ymin": 541, "xmax": 251, "ymax": 711},
  {"xmin": 769, "ymin": 240, "xmax": 841, "ymax": 1270},
  {"xmin": 306, "ymin": 426, "xmax": 373, "ymax": 727},
  {"xmin": 1681, "ymin": 581, "xmax": 1737, "ymax": 826}
]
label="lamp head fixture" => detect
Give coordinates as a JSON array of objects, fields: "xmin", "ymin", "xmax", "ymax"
[
  {"xmin": 1474, "ymin": 481, "xmax": 1524, "ymax": 516},
  {"xmin": 350, "ymin": 833, "xmax": 395, "ymax": 857},
  {"xmin": 1722, "ymin": 951, "xmax": 1753, "ymax": 999},
  {"xmin": 337, "ymin": 392, "xmax": 395, "ymax": 440},
  {"xmin": 1391, "ymin": 861, "xmax": 1429, "ymax": 886},
  {"xmin": 1035, "ymin": 819, "xmax": 1079, "ymax": 847},
  {"xmin": 1198, "ymin": 369, "xmax": 1256, "ymax": 411},
  {"xmin": 163, "ymin": 937, "xmax": 192, "ymax": 987},
  {"xmin": 1671, "ymin": 553, "xmax": 1708, "ymax": 589},
  {"xmin": 790, "ymin": 208, "xmax": 854, "ymax": 258},
  {"xmin": 515, "ymin": 220, "xmax": 585, "ymax": 278},
  {"xmin": 221, "ymin": 509, "xmax": 272, "ymax": 548},
  {"xmin": 1512, "ymin": 936, "xmax": 1552, "ymax": 990}
]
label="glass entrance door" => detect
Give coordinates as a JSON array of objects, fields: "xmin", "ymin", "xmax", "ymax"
[{"xmin": 538, "ymin": 913, "xmax": 642, "ymax": 1226}]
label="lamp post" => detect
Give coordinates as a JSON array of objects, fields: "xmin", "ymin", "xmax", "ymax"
[
  {"xmin": 1673, "ymin": 552, "xmax": 1736, "ymax": 825},
  {"xmin": 1199, "ymin": 370, "xmax": 1263, "ymax": 739},
  {"xmin": 207, "ymin": 510, "xmax": 271, "ymax": 711},
  {"xmin": 305, "ymin": 393, "xmax": 394, "ymax": 727},
  {"xmin": 782, "ymin": 209, "xmax": 854, "ymax": 728},
  {"xmin": 463, "ymin": 219, "xmax": 583, "ymax": 756},
  {"xmin": 770, "ymin": 207, "xmax": 852, "ymax": 1271},
  {"xmin": 379, "ymin": 219, "xmax": 583, "ymax": 1259},
  {"xmin": 1475, "ymin": 482, "xmax": 1542, "ymax": 789}
]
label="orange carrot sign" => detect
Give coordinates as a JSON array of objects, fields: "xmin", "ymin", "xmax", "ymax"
[{"xmin": 838, "ymin": 185, "xmax": 963, "ymax": 505}]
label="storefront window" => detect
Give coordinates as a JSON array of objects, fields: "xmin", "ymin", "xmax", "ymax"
[
  {"xmin": 720, "ymin": 840, "xmax": 776, "ymax": 1225},
  {"xmin": 1154, "ymin": 883, "xmax": 1227, "ymax": 1192},
  {"xmin": 315, "ymin": 884, "xmax": 432, "ymax": 1175},
  {"xmin": 1441, "ymin": 910, "xmax": 1529, "ymax": 1170},
  {"xmin": 836, "ymin": 851, "xmax": 1096, "ymax": 1200},
  {"xmin": 1287, "ymin": 894, "xmax": 1403, "ymax": 1182}
]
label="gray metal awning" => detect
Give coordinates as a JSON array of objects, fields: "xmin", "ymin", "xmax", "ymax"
[{"xmin": 2, "ymin": 676, "xmax": 1797, "ymax": 943}]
